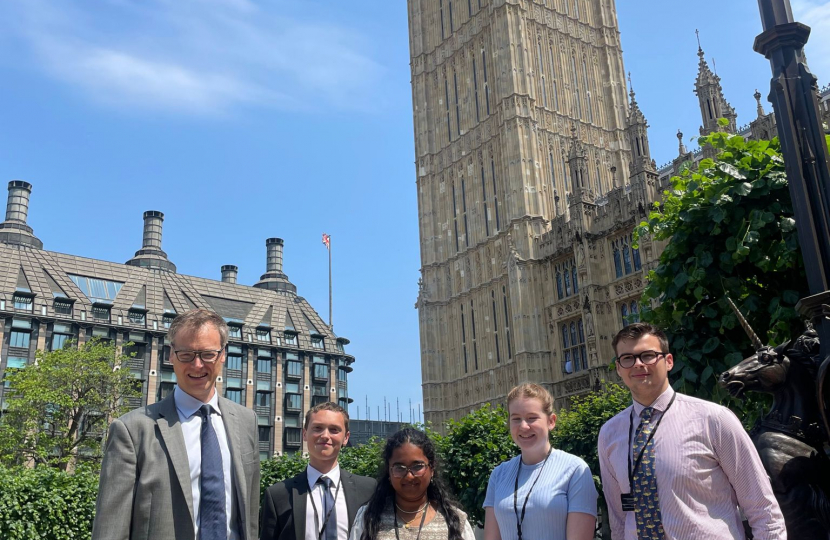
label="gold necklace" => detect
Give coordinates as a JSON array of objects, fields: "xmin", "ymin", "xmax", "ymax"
[{"xmin": 395, "ymin": 501, "xmax": 429, "ymax": 528}]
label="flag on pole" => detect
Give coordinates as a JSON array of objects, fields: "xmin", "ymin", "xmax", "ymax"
[{"xmin": 322, "ymin": 233, "xmax": 331, "ymax": 250}]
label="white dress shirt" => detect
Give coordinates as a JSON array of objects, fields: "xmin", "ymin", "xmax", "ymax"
[
  {"xmin": 174, "ymin": 385, "xmax": 239, "ymax": 540},
  {"xmin": 306, "ymin": 464, "xmax": 349, "ymax": 540}
]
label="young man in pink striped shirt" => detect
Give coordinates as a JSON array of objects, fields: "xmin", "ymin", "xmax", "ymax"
[{"xmin": 598, "ymin": 323, "xmax": 786, "ymax": 540}]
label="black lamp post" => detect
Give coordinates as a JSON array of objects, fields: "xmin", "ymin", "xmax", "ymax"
[{"xmin": 754, "ymin": 0, "xmax": 830, "ymax": 436}]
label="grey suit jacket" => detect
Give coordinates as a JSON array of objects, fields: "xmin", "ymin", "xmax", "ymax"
[
  {"xmin": 91, "ymin": 391, "xmax": 260, "ymax": 540},
  {"xmin": 259, "ymin": 469, "xmax": 376, "ymax": 540}
]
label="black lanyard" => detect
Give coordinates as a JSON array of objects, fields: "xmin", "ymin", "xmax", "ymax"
[
  {"xmin": 393, "ymin": 502, "xmax": 428, "ymax": 540},
  {"xmin": 512, "ymin": 446, "xmax": 553, "ymax": 540},
  {"xmin": 309, "ymin": 475, "xmax": 342, "ymax": 540},
  {"xmin": 626, "ymin": 392, "xmax": 676, "ymax": 488}
]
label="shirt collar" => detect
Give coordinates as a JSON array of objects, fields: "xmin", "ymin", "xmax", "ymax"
[
  {"xmin": 307, "ymin": 463, "xmax": 341, "ymax": 488},
  {"xmin": 632, "ymin": 385, "xmax": 674, "ymax": 417},
  {"xmin": 174, "ymin": 385, "xmax": 221, "ymax": 419}
]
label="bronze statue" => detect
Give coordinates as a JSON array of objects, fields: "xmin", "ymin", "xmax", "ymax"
[{"xmin": 719, "ymin": 298, "xmax": 830, "ymax": 539}]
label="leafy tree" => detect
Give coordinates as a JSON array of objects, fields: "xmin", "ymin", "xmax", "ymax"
[
  {"xmin": 437, "ymin": 404, "xmax": 516, "ymax": 527},
  {"xmin": 260, "ymin": 452, "xmax": 309, "ymax": 500},
  {"xmin": 0, "ymin": 464, "xmax": 98, "ymax": 540},
  {"xmin": 0, "ymin": 339, "xmax": 139, "ymax": 470},
  {"xmin": 551, "ymin": 383, "xmax": 631, "ymax": 539},
  {"xmin": 636, "ymin": 128, "xmax": 810, "ymax": 416},
  {"xmin": 340, "ymin": 436, "xmax": 385, "ymax": 477}
]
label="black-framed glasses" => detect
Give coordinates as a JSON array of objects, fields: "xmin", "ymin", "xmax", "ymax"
[
  {"xmin": 616, "ymin": 350, "xmax": 666, "ymax": 369},
  {"xmin": 173, "ymin": 349, "xmax": 224, "ymax": 363},
  {"xmin": 390, "ymin": 462, "xmax": 429, "ymax": 478}
]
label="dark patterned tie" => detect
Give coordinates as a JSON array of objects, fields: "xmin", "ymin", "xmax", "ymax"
[
  {"xmin": 317, "ymin": 476, "xmax": 338, "ymax": 540},
  {"xmin": 199, "ymin": 404, "xmax": 227, "ymax": 540},
  {"xmin": 632, "ymin": 407, "xmax": 665, "ymax": 539}
]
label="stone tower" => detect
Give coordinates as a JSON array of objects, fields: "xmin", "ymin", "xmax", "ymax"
[
  {"xmin": 694, "ymin": 41, "xmax": 737, "ymax": 137},
  {"xmin": 409, "ymin": 0, "xmax": 634, "ymax": 425}
]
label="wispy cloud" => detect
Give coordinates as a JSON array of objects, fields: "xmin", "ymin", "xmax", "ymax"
[
  {"xmin": 0, "ymin": 0, "xmax": 385, "ymax": 116},
  {"xmin": 792, "ymin": 0, "xmax": 830, "ymax": 85}
]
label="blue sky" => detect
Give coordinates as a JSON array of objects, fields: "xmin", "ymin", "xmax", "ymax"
[{"xmin": 1, "ymin": 0, "xmax": 829, "ymax": 423}]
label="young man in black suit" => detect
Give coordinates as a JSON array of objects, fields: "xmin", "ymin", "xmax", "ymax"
[{"xmin": 260, "ymin": 402, "xmax": 376, "ymax": 540}]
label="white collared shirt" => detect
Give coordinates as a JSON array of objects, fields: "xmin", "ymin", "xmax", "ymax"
[
  {"xmin": 305, "ymin": 464, "xmax": 349, "ymax": 540},
  {"xmin": 174, "ymin": 386, "xmax": 239, "ymax": 540}
]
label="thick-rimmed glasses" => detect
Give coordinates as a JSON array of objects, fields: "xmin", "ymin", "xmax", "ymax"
[
  {"xmin": 616, "ymin": 350, "xmax": 666, "ymax": 369},
  {"xmin": 390, "ymin": 462, "xmax": 429, "ymax": 478},
  {"xmin": 173, "ymin": 349, "xmax": 224, "ymax": 363}
]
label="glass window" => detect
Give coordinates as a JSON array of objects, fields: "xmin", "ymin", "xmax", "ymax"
[
  {"xmin": 255, "ymin": 391, "xmax": 271, "ymax": 407},
  {"xmin": 128, "ymin": 310, "xmax": 146, "ymax": 325},
  {"xmin": 258, "ymin": 426, "xmax": 271, "ymax": 442},
  {"xmin": 337, "ymin": 368, "xmax": 348, "ymax": 382},
  {"xmin": 311, "ymin": 337, "xmax": 324, "ymax": 350},
  {"xmin": 124, "ymin": 343, "xmax": 147, "ymax": 360},
  {"xmin": 257, "ymin": 358, "xmax": 271, "ymax": 374},
  {"xmin": 284, "ymin": 382, "xmax": 300, "ymax": 394},
  {"xmin": 13, "ymin": 295, "xmax": 33, "ymax": 311},
  {"xmin": 226, "ymin": 354, "xmax": 243, "ymax": 371},
  {"xmin": 54, "ymin": 300, "xmax": 72, "ymax": 315},
  {"xmin": 228, "ymin": 325, "xmax": 242, "ymax": 339},
  {"xmin": 313, "ymin": 364, "xmax": 328, "ymax": 380},
  {"xmin": 68, "ymin": 275, "xmax": 123, "ymax": 303},
  {"xmin": 285, "ymin": 426, "xmax": 302, "ymax": 444},
  {"xmin": 10, "ymin": 331, "xmax": 30, "ymax": 349},
  {"xmin": 225, "ymin": 389, "xmax": 241, "ymax": 404},
  {"xmin": 312, "ymin": 385, "xmax": 327, "ymax": 397},
  {"xmin": 286, "ymin": 361, "xmax": 302, "ymax": 378},
  {"xmin": 256, "ymin": 329, "xmax": 271, "ymax": 343},
  {"xmin": 6, "ymin": 356, "xmax": 28, "ymax": 369},
  {"xmin": 257, "ymin": 348, "xmax": 271, "ymax": 358},
  {"xmin": 51, "ymin": 333, "xmax": 71, "ymax": 351},
  {"xmin": 562, "ymin": 318, "xmax": 587, "ymax": 374},
  {"xmin": 286, "ymin": 394, "xmax": 302, "ymax": 410},
  {"xmin": 284, "ymin": 333, "xmax": 297, "ymax": 346},
  {"xmin": 163, "ymin": 314, "xmax": 176, "ymax": 329},
  {"xmin": 92, "ymin": 306, "xmax": 110, "ymax": 321},
  {"xmin": 158, "ymin": 382, "xmax": 175, "ymax": 400},
  {"xmin": 256, "ymin": 380, "xmax": 271, "ymax": 391},
  {"xmin": 284, "ymin": 415, "xmax": 300, "ymax": 428},
  {"xmin": 225, "ymin": 377, "xmax": 242, "ymax": 388},
  {"xmin": 160, "ymin": 370, "xmax": 177, "ymax": 382}
]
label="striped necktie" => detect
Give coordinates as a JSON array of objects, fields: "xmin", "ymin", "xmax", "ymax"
[{"xmin": 632, "ymin": 406, "xmax": 665, "ymax": 540}]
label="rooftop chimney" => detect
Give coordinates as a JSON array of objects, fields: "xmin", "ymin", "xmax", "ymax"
[
  {"xmin": 0, "ymin": 180, "xmax": 43, "ymax": 249},
  {"xmin": 221, "ymin": 265, "xmax": 238, "ymax": 284},
  {"xmin": 254, "ymin": 237, "xmax": 296, "ymax": 293},
  {"xmin": 125, "ymin": 210, "xmax": 177, "ymax": 272}
]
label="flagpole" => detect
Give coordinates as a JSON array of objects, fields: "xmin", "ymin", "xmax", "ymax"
[{"xmin": 328, "ymin": 235, "xmax": 332, "ymax": 329}]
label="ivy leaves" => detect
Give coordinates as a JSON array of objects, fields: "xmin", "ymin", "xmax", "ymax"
[{"xmin": 637, "ymin": 132, "xmax": 812, "ymax": 419}]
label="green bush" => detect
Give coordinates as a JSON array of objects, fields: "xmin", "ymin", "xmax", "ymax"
[
  {"xmin": 0, "ymin": 465, "xmax": 98, "ymax": 540},
  {"xmin": 260, "ymin": 452, "xmax": 309, "ymax": 500}
]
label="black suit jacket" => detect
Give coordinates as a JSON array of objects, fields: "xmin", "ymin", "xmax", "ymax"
[{"xmin": 260, "ymin": 468, "xmax": 376, "ymax": 540}]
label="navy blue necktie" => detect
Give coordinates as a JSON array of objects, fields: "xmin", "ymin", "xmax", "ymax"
[{"xmin": 199, "ymin": 404, "xmax": 227, "ymax": 540}]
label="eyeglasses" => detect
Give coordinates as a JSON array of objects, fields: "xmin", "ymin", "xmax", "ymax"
[
  {"xmin": 173, "ymin": 349, "xmax": 224, "ymax": 363},
  {"xmin": 390, "ymin": 462, "xmax": 429, "ymax": 478},
  {"xmin": 616, "ymin": 350, "xmax": 667, "ymax": 369}
]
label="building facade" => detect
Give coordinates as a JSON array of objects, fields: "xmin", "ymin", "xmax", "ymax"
[
  {"xmin": 0, "ymin": 182, "xmax": 354, "ymax": 459},
  {"xmin": 408, "ymin": 0, "xmax": 829, "ymax": 425}
]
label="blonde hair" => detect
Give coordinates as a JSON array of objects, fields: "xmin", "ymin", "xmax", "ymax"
[{"xmin": 507, "ymin": 383, "xmax": 554, "ymax": 416}]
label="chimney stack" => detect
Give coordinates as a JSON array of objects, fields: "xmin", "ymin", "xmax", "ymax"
[
  {"xmin": 125, "ymin": 210, "xmax": 176, "ymax": 272},
  {"xmin": 0, "ymin": 180, "xmax": 43, "ymax": 249},
  {"xmin": 221, "ymin": 265, "xmax": 238, "ymax": 284},
  {"xmin": 254, "ymin": 237, "xmax": 296, "ymax": 293},
  {"xmin": 266, "ymin": 237, "xmax": 284, "ymax": 274}
]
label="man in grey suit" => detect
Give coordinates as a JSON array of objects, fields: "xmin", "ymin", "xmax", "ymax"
[
  {"xmin": 92, "ymin": 309, "xmax": 260, "ymax": 540},
  {"xmin": 260, "ymin": 402, "xmax": 376, "ymax": 540}
]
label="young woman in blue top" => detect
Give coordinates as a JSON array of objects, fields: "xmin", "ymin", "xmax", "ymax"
[{"xmin": 483, "ymin": 383, "xmax": 597, "ymax": 540}]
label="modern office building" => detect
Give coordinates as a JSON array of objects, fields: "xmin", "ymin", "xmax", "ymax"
[
  {"xmin": 407, "ymin": 0, "xmax": 830, "ymax": 425},
  {"xmin": 0, "ymin": 181, "xmax": 354, "ymax": 459}
]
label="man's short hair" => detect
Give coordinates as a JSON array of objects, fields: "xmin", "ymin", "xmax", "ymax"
[
  {"xmin": 303, "ymin": 402, "xmax": 350, "ymax": 432},
  {"xmin": 612, "ymin": 322, "xmax": 670, "ymax": 355},
  {"xmin": 168, "ymin": 309, "xmax": 229, "ymax": 348}
]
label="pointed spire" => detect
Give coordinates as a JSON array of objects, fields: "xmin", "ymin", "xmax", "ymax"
[
  {"xmin": 755, "ymin": 89, "xmax": 766, "ymax": 118},
  {"xmin": 627, "ymin": 71, "xmax": 645, "ymax": 125},
  {"xmin": 677, "ymin": 130, "xmax": 688, "ymax": 156}
]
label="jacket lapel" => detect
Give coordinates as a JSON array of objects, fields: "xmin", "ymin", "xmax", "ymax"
[
  {"xmin": 342, "ymin": 470, "xmax": 359, "ymax": 533},
  {"xmin": 218, "ymin": 397, "xmax": 248, "ymax": 538},
  {"xmin": 293, "ymin": 471, "xmax": 309, "ymax": 539},
  {"xmin": 155, "ymin": 392, "xmax": 195, "ymax": 523}
]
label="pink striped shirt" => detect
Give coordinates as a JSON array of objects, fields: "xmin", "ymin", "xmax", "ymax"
[{"xmin": 597, "ymin": 387, "xmax": 786, "ymax": 540}]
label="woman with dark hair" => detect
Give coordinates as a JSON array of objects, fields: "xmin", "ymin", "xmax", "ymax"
[{"xmin": 349, "ymin": 427, "xmax": 475, "ymax": 540}]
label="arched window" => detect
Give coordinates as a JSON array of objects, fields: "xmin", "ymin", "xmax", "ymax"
[
  {"xmin": 621, "ymin": 303, "xmax": 629, "ymax": 327},
  {"xmin": 632, "ymin": 235, "xmax": 642, "ymax": 271},
  {"xmin": 562, "ymin": 324, "xmax": 572, "ymax": 374},
  {"xmin": 613, "ymin": 243, "xmax": 623, "ymax": 278},
  {"xmin": 622, "ymin": 237, "xmax": 633, "ymax": 274},
  {"xmin": 556, "ymin": 270, "xmax": 564, "ymax": 299},
  {"xmin": 564, "ymin": 266, "xmax": 572, "ymax": 297},
  {"xmin": 630, "ymin": 301, "xmax": 640, "ymax": 323},
  {"xmin": 572, "ymin": 265, "xmax": 578, "ymax": 294}
]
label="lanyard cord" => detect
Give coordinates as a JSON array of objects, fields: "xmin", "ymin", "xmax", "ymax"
[
  {"xmin": 309, "ymin": 476, "xmax": 342, "ymax": 540},
  {"xmin": 393, "ymin": 500, "xmax": 429, "ymax": 540},
  {"xmin": 512, "ymin": 446, "xmax": 553, "ymax": 540},
  {"xmin": 626, "ymin": 392, "xmax": 676, "ymax": 488}
]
